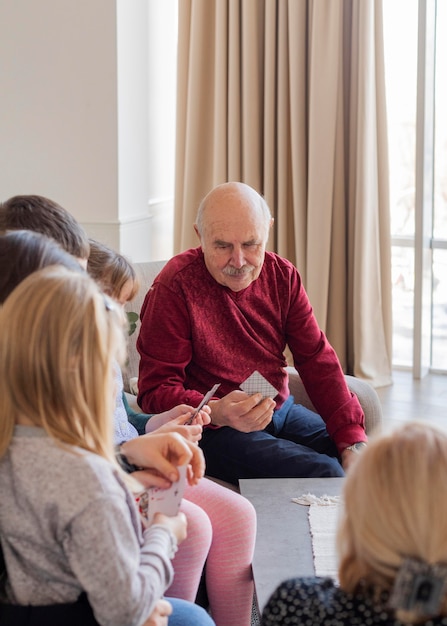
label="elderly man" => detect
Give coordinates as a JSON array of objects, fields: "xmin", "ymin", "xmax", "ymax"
[{"xmin": 137, "ymin": 182, "xmax": 366, "ymax": 485}]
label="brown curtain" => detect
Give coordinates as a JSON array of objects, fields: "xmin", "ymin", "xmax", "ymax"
[{"xmin": 174, "ymin": 0, "xmax": 392, "ymax": 387}]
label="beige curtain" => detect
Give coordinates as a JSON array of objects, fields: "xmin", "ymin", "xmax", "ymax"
[{"xmin": 174, "ymin": 0, "xmax": 392, "ymax": 387}]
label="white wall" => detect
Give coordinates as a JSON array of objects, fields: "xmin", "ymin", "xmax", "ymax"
[
  {"xmin": 0, "ymin": 0, "xmax": 177, "ymax": 262},
  {"xmin": 145, "ymin": 0, "xmax": 177, "ymax": 261}
]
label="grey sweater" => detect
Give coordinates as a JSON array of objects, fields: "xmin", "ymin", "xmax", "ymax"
[{"xmin": 0, "ymin": 426, "xmax": 174, "ymax": 626}]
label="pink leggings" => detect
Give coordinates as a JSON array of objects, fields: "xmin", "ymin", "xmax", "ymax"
[{"xmin": 166, "ymin": 477, "xmax": 256, "ymax": 626}]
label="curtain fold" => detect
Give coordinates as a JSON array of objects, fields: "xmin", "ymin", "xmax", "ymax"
[{"xmin": 174, "ymin": 0, "xmax": 392, "ymax": 387}]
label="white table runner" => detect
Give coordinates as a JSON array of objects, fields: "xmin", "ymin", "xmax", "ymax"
[{"xmin": 292, "ymin": 493, "xmax": 341, "ymax": 580}]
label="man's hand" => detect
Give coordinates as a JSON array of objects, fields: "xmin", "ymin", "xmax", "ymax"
[
  {"xmin": 141, "ymin": 599, "xmax": 172, "ymax": 626},
  {"xmin": 340, "ymin": 448, "xmax": 361, "ymax": 471},
  {"xmin": 120, "ymin": 432, "xmax": 205, "ymax": 489},
  {"xmin": 208, "ymin": 390, "xmax": 275, "ymax": 432}
]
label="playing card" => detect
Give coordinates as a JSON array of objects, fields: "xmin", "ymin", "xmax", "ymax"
[
  {"xmin": 137, "ymin": 463, "xmax": 188, "ymax": 528},
  {"xmin": 185, "ymin": 382, "xmax": 221, "ymax": 425},
  {"xmin": 240, "ymin": 370, "xmax": 278, "ymax": 399}
]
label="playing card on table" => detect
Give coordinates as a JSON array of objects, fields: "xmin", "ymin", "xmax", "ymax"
[
  {"xmin": 137, "ymin": 464, "xmax": 188, "ymax": 528},
  {"xmin": 240, "ymin": 370, "xmax": 278, "ymax": 399}
]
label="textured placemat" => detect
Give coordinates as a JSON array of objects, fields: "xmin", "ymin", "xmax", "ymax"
[
  {"xmin": 292, "ymin": 493, "xmax": 341, "ymax": 580},
  {"xmin": 308, "ymin": 504, "xmax": 340, "ymax": 580}
]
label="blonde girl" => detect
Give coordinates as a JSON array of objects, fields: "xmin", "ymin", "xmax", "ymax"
[
  {"xmin": 262, "ymin": 422, "xmax": 447, "ymax": 626},
  {"xmin": 0, "ymin": 266, "xmax": 214, "ymax": 626}
]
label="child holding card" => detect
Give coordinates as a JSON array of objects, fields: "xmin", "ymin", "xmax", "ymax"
[{"xmin": 0, "ymin": 261, "xmax": 214, "ymax": 626}]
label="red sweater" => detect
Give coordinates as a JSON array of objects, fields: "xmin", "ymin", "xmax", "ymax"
[{"xmin": 137, "ymin": 248, "xmax": 365, "ymax": 450}]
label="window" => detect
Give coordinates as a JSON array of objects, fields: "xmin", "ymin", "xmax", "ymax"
[
  {"xmin": 432, "ymin": 0, "xmax": 447, "ymax": 370},
  {"xmin": 384, "ymin": 0, "xmax": 447, "ymax": 374}
]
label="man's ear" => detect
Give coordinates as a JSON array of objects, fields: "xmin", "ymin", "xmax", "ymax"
[
  {"xmin": 193, "ymin": 224, "xmax": 201, "ymax": 241},
  {"xmin": 269, "ymin": 218, "xmax": 274, "ymax": 230}
]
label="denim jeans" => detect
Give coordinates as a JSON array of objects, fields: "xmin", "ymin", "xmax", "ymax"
[
  {"xmin": 168, "ymin": 597, "xmax": 215, "ymax": 626},
  {"xmin": 200, "ymin": 395, "xmax": 344, "ymax": 486}
]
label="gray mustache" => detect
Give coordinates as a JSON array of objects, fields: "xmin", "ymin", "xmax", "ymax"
[{"xmin": 222, "ymin": 265, "xmax": 255, "ymax": 276}]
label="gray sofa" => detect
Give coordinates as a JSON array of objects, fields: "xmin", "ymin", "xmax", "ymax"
[{"xmin": 123, "ymin": 260, "xmax": 383, "ymax": 437}]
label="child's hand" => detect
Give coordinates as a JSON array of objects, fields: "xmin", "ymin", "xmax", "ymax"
[
  {"xmin": 130, "ymin": 468, "xmax": 178, "ymax": 490},
  {"xmin": 145, "ymin": 404, "xmax": 211, "ymax": 433},
  {"xmin": 141, "ymin": 598, "xmax": 172, "ymax": 626},
  {"xmin": 185, "ymin": 406, "xmax": 211, "ymax": 427},
  {"xmin": 153, "ymin": 511, "xmax": 188, "ymax": 545},
  {"xmin": 120, "ymin": 432, "xmax": 205, "ymax": 486},
  {"xmin": 152, "ymin": 417, "xmax": 203, "ymax": 443}
]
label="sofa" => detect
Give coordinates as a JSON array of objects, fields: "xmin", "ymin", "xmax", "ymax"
[{"xmin": 123, "ymin": 260, "xmax": 383, "ymax": 438}]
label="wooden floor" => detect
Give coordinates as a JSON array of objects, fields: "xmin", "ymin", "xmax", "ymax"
[{"xmin": 375, "ymin": 369, "xmax": 447, "ymax": 432}]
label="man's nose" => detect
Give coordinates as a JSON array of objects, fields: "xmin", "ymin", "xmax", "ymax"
[{"xmin": 230, "ymin": 246, "xmax": 245, "ymax": 268}]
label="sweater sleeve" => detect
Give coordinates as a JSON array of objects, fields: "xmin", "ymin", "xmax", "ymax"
[
  {"xmin": 285, "ymin": 270, "xmax": 366, "ymax": 451},
  {"xmin": 122, "ymin": 391, "xmax": 151, "ymax": 436},
  {"xmin": 137, "ymin": 281, "xmax": 205, "ymax": 413},
  {"xmin": 63, "ymin": 492, "xmax": 174, "ymax": 626}
]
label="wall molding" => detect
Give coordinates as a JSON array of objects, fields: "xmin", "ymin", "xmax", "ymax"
[{"xmin": 81, "ymin": 196, "xmax": 174, "ymax": 262}]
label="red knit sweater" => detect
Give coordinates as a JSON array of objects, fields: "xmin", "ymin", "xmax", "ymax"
[{"xmin": 137, "ymin": 248, "xmax": 365, "ymax": 450}]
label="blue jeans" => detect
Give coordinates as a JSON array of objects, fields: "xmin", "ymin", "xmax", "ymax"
[
  {"xmin": 200, "ymin": 395, "xmax": 344, "ymax": 486},
  {"xmin": 168, "ymin": 597, "xmax": 215, "ymax": 625}
]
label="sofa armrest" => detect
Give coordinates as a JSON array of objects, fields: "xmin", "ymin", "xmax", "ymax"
[{"xmin": 286, "ymin": 366, "xmax": 382, "ymax": 436}]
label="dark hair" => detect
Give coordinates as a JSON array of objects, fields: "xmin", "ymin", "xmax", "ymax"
[
  {"xmin": 0, "ymin": 230, "xmax": 83, "ymax": 303},
  {"xmin": 87, "ymin": 239, "xmax": 139, "ymax": 302},
  {"xmin": 0, "ymin": 195, "xmax": 90, "ymax": 260}
]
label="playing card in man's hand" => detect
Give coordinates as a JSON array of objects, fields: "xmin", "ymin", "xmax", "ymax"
[{"xmin": 240, "ymin": 370, "xmax": 278, "ymax": 399}]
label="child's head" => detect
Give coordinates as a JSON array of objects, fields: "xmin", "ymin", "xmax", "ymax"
[
  {"xmin": 338, "ymin": 421, "xmax": 447, "ymax": 621},
  {"xmin": 87, "ymin": 239, "xmax": 139, "ymax": 304},
  {"xmin": 0, "ymin": 194, "xmax": 90, "ymax": 266},
  {"xmin": 0, "ymin": 230, "xmax": 82, "ymax": 304},
  {"xmin": 0, "ymin": 266, "xmax": 127, "ymax": 460}
]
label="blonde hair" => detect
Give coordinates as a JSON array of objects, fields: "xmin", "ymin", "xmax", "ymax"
[
  {"xmin": 0, "ymin": 266, "xmax": 127, "ymax": 462},
  {"xmin": 87, "ymin": 239, "xmax": 139, "ymax": 302},
  {"xmin": 338, "ymin": 421, "xmax": 447, "ymax": 621}
]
